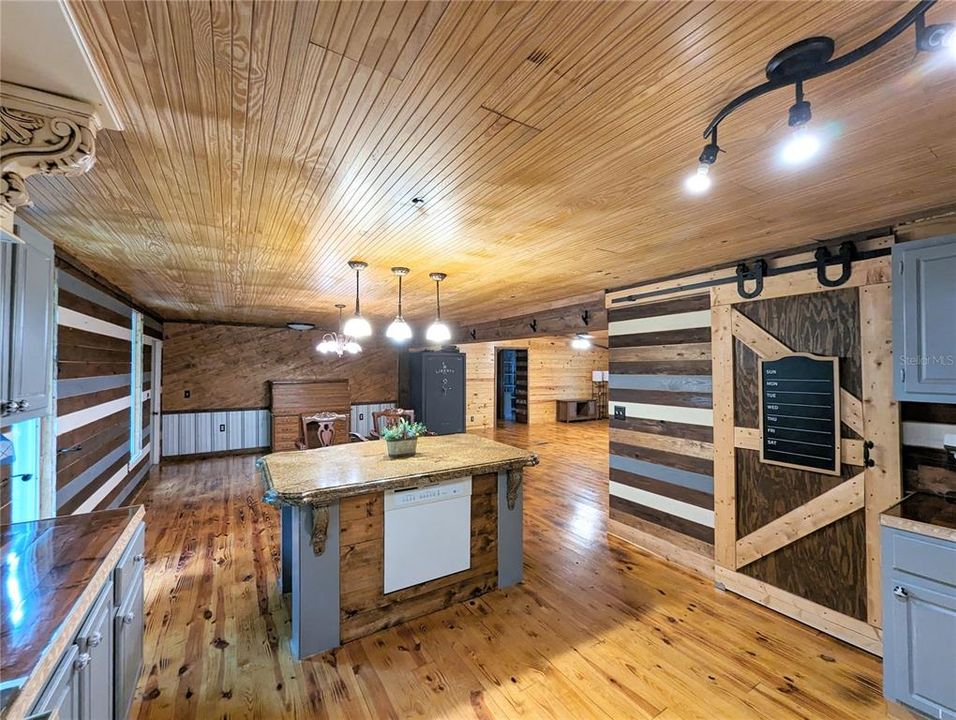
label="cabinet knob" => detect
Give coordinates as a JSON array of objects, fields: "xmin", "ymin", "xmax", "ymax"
[
  {"xmin": 74, "ymin": 652, "xmax": 91, "ymax": 670},
  {"xmin": 17, "ymin": 400, "xmax": 29, "ymax": 411},
  {"xmin": 1, "ymin": 401, "xmax": 19, "ymax": 415},
  {"xmin": 123, "ymin": 612, "xmax": 135, "ymax": 625},
  {"xmin": 893, "ymin": 585, "xmax": 908, "ymax": 599},
  {"xmin": 133, "ymin": 553, "xmax": 144, "ymax": 563},
  {"xmin": 89, "ymin": 631, "xmax": 102, "ymax": 648}
]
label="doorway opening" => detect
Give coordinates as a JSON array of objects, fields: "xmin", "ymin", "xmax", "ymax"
[{"xmin": 495, "ymin": 348, "xmax": 528, "ymax": 424}]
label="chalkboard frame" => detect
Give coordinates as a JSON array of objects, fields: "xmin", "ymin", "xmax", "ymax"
[{"xmin": 758, "ymin": 352, "xmax": 841, "ymax": 476}]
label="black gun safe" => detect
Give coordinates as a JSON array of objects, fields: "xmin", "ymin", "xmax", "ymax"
[{"xmin": 399, "ymin": 349, "xmax": 466, "ymax": 435}]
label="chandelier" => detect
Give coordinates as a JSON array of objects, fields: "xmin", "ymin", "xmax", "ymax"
[{"xmin": 317, "ymin": 304, "xmax": 362, "ymax": 357}]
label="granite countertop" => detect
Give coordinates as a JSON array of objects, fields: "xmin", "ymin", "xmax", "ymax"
[
  {"xmin": 1, "ymin": 505, "xmax": 145, "ymax": 718},
  {"xmin": 881, "ymin": 492, "xmax": 956, "ymax": 543},
  {"xmin": 259, "ymin": 433, "xmax": 538, "ymax": 505}
]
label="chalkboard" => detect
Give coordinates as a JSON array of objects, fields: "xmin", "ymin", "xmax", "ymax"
[{"xmin": 759, "ymin": 353, "xmax": 841, "ymax": 475}]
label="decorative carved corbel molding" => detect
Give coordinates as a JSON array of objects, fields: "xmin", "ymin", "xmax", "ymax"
[
  {"xmin": 310, "ymin": 504, "xmax": 331, "ymax": 555},
  {"xmin": 0, "ymin": 83, "xmax": 101, "ymax": 220},
  {"xmin": 506, "ymin": 469, "xmax": 523, "ymax": 511}
]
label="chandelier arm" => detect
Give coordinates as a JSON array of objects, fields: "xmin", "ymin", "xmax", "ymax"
[{"xmin": 701, "ymin": 0, "xmax": 936, "ymax": 141}]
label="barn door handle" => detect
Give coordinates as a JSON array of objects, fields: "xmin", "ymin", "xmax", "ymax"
[
  {"xmin": 814, "ymin": 242, "xmax": 856, "ymax": 288},
  {"xmin": 736, "ymin": 260, "xmax": 766, "ymax": 299},
  {"xmin": 862, "ymin": 440, "xmax": 875, "ymax": 468}
]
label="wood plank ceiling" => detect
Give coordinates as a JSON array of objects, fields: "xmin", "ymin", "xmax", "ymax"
[{"xmin": 18, "ymin": 1, "xmax": 956, "ymax": 327}]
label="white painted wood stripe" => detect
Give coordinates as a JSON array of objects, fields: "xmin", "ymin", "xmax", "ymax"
[
  {"xmin": 609, "ymin": 400, "xmax": 713, "ymax": 427},
  {"xmin": 609, "ymin": 310, "xmax": 711, "ymax": 337},
  {"xmin": 609, "ymin": 480, "xmax": 715, "ymax": 527},
  {"xmin": 902, "ymin": 421, "xmax": 956, "ymax": 449},
  {"xmin": 58, "ymin": 306, "xmax": 131, "ymax": 341},
  {"xmin": 74, "ymin": 443, "xmax": 150, "ymax": 515},
  {"xmin": 57, "ymin": 396, "xmax": 131, "ymax": 435}
]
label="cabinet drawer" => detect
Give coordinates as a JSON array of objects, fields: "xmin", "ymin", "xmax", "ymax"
[
  {"xmin": 113, "ymin": 522, "xmax": 146, "ymax": 607},
  {"xmin": 886, "ymin": 528, "xmax": 956, "ymax": 588},
  {"xmin": 114, "ymin": 569, "xmax": 144, "ymax": 720}
]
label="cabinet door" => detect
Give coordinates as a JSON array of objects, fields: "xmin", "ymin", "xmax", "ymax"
[
  {"xmin": 1, "ymin": 242, "xmax": 11, "ymax": 411},
  {"xmin": 114, "ymin": 569, "xmax": 144, "ymax": 720},
  {"xmin": 77, "ymin": 581, "xmax": 114, "ymax": 720},
  {"xmin": 893, "ymin": 235, "xmax": 956, "ymax": 402},
  {"xmin": 30, "ymin": 644, "xmax": 81, "ymax": 720},
  {"xmin": 9, "ymin": 230, "xmax": 54, "ymax": 420},
  {"xmin": 884, "ymin": 574, "xmax": 956, "ymax": 719}
]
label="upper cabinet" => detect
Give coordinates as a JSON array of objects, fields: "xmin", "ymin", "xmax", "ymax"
[
  {"xmin": 893, "ymin": 234, "xmax": 956, "ymax": 404},
  {"xmin": 1, "ymin": 223, "xmax": 54, "ymax": 423}
]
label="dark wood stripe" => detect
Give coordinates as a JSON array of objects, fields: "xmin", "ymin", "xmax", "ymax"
[
  {"xmin": 610, "ymin": 468, "xmax": 713, "ymax": 510},
  {"xmin": 610, "ymin": 416, "xmax": 713, "ymax": 443},
  {"xmin": 608, "ymin": 294, "xmax": 710, "ymax": 323},
  {"xmin": 57, "ymin": 360, "xmax": 132, "ymax": 379},
  {"xmin": 901, "ymin": 402, "xmax": 956, "ymax": 424},
  {"xmin": 57, "ymin": 422, "xmax": 128, "ymax": 488},
  {"xmin": 609, "ymin": 388, "xmax": 712, "ymax": 409},
  {"xmin": 144, "ymin": 325, "xmax": 163, "ymax": 340},
  {"xmin": 609, "ymin": 495, "xmax": 714, "ymax": 544},
  {"xmin": 57, "ymin": 343, "xmax": 130, "ymax": 364},
  {"xmin": 58, "ymin": 288, "xmax": 132, "ymax": 329},
  {"xmin": 58, "ymin": 325, "xmax": 131, "ymax": 353},
  {"xmin": 57, "ymin": 408, "xmax": 130, "ymax": 451},
  {"xmin": 610, "ymin": 360, "xmax": 713, "ymax": 376},
  {"xmin": 57, "ymin": 451, "xmax": 130, "ymax": 515},
  {"xmin": 609, "ymin": 327, "xmax": 711, "ymax": 348},
  {"xmin": 57, "ymin": 385, "xmax": 130, "ymax": 416},
  {"xmin": 609, "ymin": 441, "xmax": 714, "ymax": 477}
]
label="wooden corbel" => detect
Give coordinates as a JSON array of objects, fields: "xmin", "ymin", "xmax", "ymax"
[
  {"xmin": 506, "ymin": 469, "xmax": 522, "ymax": 511},
  {"xmin": 310, "ymin": 503, "xmax": 331, "ymax": 555}
]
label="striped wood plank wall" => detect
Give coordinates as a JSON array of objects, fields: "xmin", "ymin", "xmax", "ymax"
[
  {"xmin": 56, "ymin": 263, "xmax": 162, "ymax": 515},
  {"xmin": 607, "ymin": 293, "xmax": 715, "ymax": 558}
]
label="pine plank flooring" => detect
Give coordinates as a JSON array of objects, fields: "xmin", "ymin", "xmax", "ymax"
[{"xmin": 130, "ymin": 420, "xmax": 891, "ymax": 719}]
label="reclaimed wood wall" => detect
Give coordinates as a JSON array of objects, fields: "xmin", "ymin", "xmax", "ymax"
[
  {"xmin": 162, "ymin": 323, "xmax": 399, "ymax": 412},
  {"xmin": 339, "ymin": 472, "xmax": 499, "ymax": 643},
  {"xmin": 458, "ymin": 337, "xmax": 608, "ymax": 429},
  {"xmin": 605, "ymin": 292, "xmax": 715, "ymax": 569},
  {"xmin": 55, "ymin": 262, "xmax": 161, "ymax": 515},
  {"xmin": 902, "ymin": 402, "xmax": 956, "ymax": 494}
]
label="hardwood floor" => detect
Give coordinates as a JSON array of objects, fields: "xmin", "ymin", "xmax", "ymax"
[{"xmin": 130, "ymin": 420, "xmax": 890, "ymax": 719}]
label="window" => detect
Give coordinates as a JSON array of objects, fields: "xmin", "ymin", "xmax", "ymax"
[{"xmin": 130, "ymin": 310, "xmax": 144, "ymax": 460}]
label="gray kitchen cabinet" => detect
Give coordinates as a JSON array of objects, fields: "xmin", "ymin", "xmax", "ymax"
[
  {"xmin": 114, "ymin": 567, "xmax": 144, "ymax": 720},
  {"xmin": 882, "ymin": 525, "xmax": 956, "ymax": 719},
  {"xmin": 893, "ymin": 234, "xmax": 956, "ymax": 403},
  {"xmin": 1, "ymin": 222, "xmax": 54, "ymax": 422},
  {"xmin": 77, "ymin": 581, "xmax": 115, "ymax": 720},
  {"xmin": 0, "ymin": 242, "xmax": 11, "ymax": 412},
  {"xmin": 27, "ymin": 645, "xmax": 81, "ymax": 720}
]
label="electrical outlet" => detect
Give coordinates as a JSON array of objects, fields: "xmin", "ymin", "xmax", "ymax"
[
  {"xmin": 184, "ymin": 389, "xmax": 191, "ymax": 398},
  {"xmin": 614, "ymin": 405, "xmax": 626, "ymax": 420},
  {"xmin": 359, "ymin": 413, "xmax": 365, "ymax": 420},
  {"xmin": 219, "ymin": 424, "xmax": 225, "ymax": 432}
]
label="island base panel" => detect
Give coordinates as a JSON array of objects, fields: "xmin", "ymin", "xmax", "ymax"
[
  {"xmin": 290, "ymin": 503, "xmax": 341, "ymax": 660},
  {"xmin": 498, "ymin": 469, "xmax": 523, "ymax": 588}
]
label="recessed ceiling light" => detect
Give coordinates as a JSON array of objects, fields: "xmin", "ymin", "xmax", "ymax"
[{"xmin": 286, "ymin": 322, "xmax": 315, "ymax": 331}]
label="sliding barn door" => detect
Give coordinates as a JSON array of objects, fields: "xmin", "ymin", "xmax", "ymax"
[{"xmin": 711, "ymin": 237, "xmax": 900, "ymax": 655}]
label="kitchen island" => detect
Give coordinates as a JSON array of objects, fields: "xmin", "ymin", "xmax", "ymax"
[{"xmin": 258, "ymin": 433, "xmax": 537, "ymax": 659}]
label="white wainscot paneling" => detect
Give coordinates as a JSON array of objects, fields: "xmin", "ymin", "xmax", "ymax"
[{"xmin": 161, "ymin": 409, "xmax": 271, "ymax": 457}]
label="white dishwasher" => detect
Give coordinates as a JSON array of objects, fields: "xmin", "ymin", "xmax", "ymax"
[{"xmin": 383, "ymin": 476, "xmax": 472, "ymax": 594}]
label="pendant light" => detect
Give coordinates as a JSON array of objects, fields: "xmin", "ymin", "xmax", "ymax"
[
  {"xmin": 385, "ymin": 267, "xmax": 413, "ymax": 342},
  {"xmin": 342, "ymin": 260, "xmax": 372, "ymax": 338},
  {"xmin": 425, "ymin": 272, "xmax": 451, "ymax": 344}
]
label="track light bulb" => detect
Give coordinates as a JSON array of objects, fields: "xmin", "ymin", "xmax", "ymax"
[
  {"xmin": 780, "ymin": 126, "xmax": 821, "ymax": 165},
  {"xmin": 685, "ymin": 163, "xmax": 712, "ymax": 194}
]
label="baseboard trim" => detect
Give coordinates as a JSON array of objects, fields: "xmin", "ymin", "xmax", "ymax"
[
  {"xmin": 608, "ymin": 517, "xmax": 714, "ymax": 577},
  {"xmin": 714, "ymin": 565, "xmax": 883, "ymax": 657}
]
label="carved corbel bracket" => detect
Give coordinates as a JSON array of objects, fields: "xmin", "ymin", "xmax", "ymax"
[
  {"xmin": 506, "ymin": 469, "xmax": 523, "ymax": 511},
  {"xmin": 1, "ymin": 83, "xmax": 101, "ymax": 219},
  {"xmin": 309, "ymin": 503, "xmax": 331, "ymax": 555}
]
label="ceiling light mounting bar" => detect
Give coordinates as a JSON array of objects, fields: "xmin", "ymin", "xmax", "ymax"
[{"xmin": 701, "ymin": 1, "xmax": 939, "ymax": 142}]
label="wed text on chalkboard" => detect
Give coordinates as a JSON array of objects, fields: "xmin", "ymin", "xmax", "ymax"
[{"xmin": 759, "ymin": 353, "xmax": 841, "ymax": 475}]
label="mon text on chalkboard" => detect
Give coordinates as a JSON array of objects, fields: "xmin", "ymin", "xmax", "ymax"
[{"xmin": 759, "ymin": 353, "xmax": 841, "ymax": 475}]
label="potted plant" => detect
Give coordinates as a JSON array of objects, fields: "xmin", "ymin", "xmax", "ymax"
[{"xmin": 381, "ymin": 419, "xmax": 428, "ymax": 458}]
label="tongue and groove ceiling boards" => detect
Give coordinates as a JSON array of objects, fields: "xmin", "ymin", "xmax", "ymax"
[{"xmin": 17, "ymin": 1, "xmax": 956, "ymax": 326}]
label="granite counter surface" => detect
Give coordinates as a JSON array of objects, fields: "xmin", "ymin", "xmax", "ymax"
[{"xmin": 259, "ymin": 433, "xmax": 537, "ymax": 505}]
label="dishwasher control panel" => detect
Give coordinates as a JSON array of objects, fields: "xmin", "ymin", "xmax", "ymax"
[{"xmin": 384, "ymin": 476, "xmax": 472, "ymax": 511}]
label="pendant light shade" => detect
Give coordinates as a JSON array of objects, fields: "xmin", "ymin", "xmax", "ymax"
[
  {"xmin": 385, "ymin": 267, "xmax": 413, "ymax": 342},
  {"xmin": 343, "ymin": 260, "xmax": 372, "ymax": 338},
  {"xmin": 426, "ymin": 272, "xmax": 451, "ymax": 344}
]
